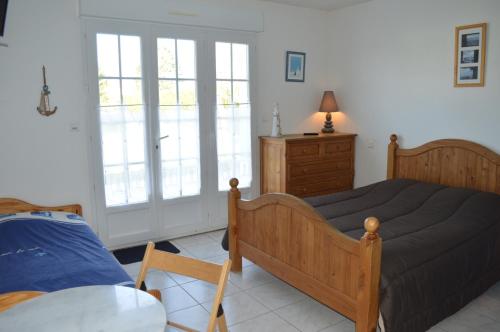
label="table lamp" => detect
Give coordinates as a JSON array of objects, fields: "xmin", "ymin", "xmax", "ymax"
[{"xmin": 319, "ymin": 91, "xmax": 338, "ymax": 133}]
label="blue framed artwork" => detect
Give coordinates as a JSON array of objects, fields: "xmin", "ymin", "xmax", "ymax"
[{"xmin": 286, "ymin": 51, "xmax": 306, "ymax": 82}]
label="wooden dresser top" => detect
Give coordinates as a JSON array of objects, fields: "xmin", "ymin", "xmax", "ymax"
[{"xmin": 259, "ymin": 132, "xmax": 357, "ymax": 142}]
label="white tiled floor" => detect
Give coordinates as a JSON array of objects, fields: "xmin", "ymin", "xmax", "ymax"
[{"xmin": 122, "ymin": 230, "xmax": 500, "ymax": 332}]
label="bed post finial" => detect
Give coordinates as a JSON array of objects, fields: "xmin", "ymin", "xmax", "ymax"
[
  {"xmin": 364, "ymin": 217, "xmax": 380, "ymax": 240},
  {"xmin": 230, "ymin": 178, "xmax": 239, "ymax": 191},
  {"xmin": 357, "ymin": 216, "xmax": 382, "ymax": 332},
  {"xmin": 387, "ymin": 134, "xmax": 399, "ymax": 180},
  {"xmin": 228, "ymin": 178, "xmax": 242, "ymax": 272}
]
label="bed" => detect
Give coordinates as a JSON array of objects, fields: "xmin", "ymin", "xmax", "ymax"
[
  {"xmin": 0, "ymin": 199, "xmax": 133, "ymax": 294},
  {"xmin": 227, "ymin": 135, "xmax": 500, "ymax": 332}
]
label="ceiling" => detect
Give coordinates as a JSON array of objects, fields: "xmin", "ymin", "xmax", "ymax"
[{"xmin": 260, "ymin": 0, "xmax": 373, "ymax": 11}]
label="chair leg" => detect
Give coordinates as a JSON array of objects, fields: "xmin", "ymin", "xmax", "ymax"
[
  {"xmin": 167, "ymin": 320, "xmax": 199, "ymax": 332},
  {"xmin": 217, "ymin": 313, "xmax": 228, "ymax": 332},
  {"xmin": 147, "ymin": 289, "xmax": 162, "ymax": 302}
]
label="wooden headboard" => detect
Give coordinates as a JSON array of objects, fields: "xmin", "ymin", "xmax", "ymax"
[
  {"xmin": 387, "ymin": 134, "xmax": 500, "ymax": 195},
  {"xmin": 0, "ymin": 198, "xmax": 82, "ymax": 216}
]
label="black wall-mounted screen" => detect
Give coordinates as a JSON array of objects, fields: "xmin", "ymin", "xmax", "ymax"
[{"xmin": 0, "ymin": 0, "xmax": 8, "ymax": 37}]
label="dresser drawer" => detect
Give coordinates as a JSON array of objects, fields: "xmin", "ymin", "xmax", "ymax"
[
  {"xmin": 288, "ymin": 175, "xmax": 353, "ymax": 197},
  {"xmin": 324, "ymin": 140, "xmax": 353, "ymax": 157},
  {"xmin": 287, "ymin": 143, "xmax": 320, "ymax": 161},
  {"xmin": 289, "ymin": 159, "xmax": 352, "ymax": 178}
]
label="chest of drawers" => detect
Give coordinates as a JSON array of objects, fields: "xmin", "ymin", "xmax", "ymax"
[{"xmin": 260, "ymin": 133, "xmax": 356, "ymax": 197}]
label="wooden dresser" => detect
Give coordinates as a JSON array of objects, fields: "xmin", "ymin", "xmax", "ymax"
[{"xmin": 260, "ymin": 133, "xmax": 356, "ymax": 198}]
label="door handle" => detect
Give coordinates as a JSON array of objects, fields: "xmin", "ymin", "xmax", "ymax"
[{"xmin": 155, "ymin": 135, "xmax": 169, "ymax": 150}]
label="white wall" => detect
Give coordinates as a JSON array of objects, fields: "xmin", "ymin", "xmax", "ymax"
[
  {"xmin": 0, "ymin": 0, "xmax": 328, "ymax": 229},
  {"xmin": 245, "ymin": 1, "xmax": 329, "ymax": 135},
  {"xmin": 328, "ymin": 0, "xmax": 500, "ymax": 187},
  {"xmin": 0, "ymin": 0, "xmax": 95, "ymax": 225},
  {"xmin": 210, "ymin": 0, "xmax": 329, "ymax": 135}
]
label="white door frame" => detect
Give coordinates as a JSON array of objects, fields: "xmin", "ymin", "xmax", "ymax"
[
  {"xmin": 84, "ymin": 19, "xmax": 159, "ymax": 249},
  {"xmin": 204, "ymin": 30, "xmax": 259, "ymax": 228},
  {"xmin": 83, "ymin": 19, "xmax": 258, "ymax": 248}
]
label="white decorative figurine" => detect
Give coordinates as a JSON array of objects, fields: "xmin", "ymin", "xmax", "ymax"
[{"xmin": 271, "ymin": 102, "xmax": 282, "ymax": 137}]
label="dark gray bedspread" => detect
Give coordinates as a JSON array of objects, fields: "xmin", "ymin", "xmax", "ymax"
[{"xmin": 305, "ymin": 179, "xmax": 500, "ymax": 332}]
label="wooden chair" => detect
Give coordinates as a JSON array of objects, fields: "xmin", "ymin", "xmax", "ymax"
[
  {"xmin": 136, "ymin": 242, "xmax": 231, "ymax": 332},
  {"xmin": 0, "ymin": 291, "xmax": 46, "ymax": 313}
]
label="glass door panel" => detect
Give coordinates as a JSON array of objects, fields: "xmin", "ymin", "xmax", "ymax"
[
  {"xmin": 157, "ymin": 38, "xmax": 201, "ymax": 200},
  {"xmin": 215, "ymin": 42, "xmax": 252, "ymax": 190},
  {"xmin": 96, "ymin": 33, "xmax": 148, "ymax": 207}
]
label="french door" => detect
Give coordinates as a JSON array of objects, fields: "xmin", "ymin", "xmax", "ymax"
[{"xmin": 85, "ymin": 20, "xmax": 256, "ymax": 248}]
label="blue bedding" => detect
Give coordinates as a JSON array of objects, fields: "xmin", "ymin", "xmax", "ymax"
[{"xmin": 0, "ymin": 212, "xmax": 134, "ymax": 293}]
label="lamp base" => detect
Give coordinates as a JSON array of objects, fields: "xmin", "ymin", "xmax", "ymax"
[{"xmin": 321, "ymin": 112, "xmax": 335, "ymax": 133}]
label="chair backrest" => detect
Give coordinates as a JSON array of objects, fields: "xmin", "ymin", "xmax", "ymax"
[{"xmin": 136, "ymin": 242, "xmax": 232, "ymax": 332}]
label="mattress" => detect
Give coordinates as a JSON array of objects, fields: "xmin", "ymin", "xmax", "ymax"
[
  {"xmin": 0, "ymin": 212, "xmax": 133, "ymax": 294},
  {"xmin": 305, "ymin": 179, "xmax": 500, "ymax": 332}
]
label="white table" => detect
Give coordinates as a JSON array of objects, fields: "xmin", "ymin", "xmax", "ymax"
[{"xmin": 0, "ymin": 285, "xmax": 166, "ymax": 332}]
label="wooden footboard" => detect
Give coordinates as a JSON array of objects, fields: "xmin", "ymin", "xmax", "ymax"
[{"xmin": 228, "ymin": 178, "xmax": 381, "ymax": 332}]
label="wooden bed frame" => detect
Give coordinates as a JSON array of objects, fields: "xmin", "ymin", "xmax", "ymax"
[
  {"xmin": 0, "ymin": 198, "xmax": 82, "ymax": 216},
  {"xmin": 228, "ymin": 134, "xmax": 500, "ymax": 332}
]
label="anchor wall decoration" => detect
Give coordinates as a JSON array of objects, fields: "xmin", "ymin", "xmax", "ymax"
[{"xmin": 37, "ymin": 66, "xmax": 57, "ymax": 116}]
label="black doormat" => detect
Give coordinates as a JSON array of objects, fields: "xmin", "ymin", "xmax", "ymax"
[{"xmin": 113, "ymin": 240, "xmax": 180, "ymax": 265}]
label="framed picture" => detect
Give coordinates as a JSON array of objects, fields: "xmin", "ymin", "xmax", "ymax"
[
  {"xmin": 286, "ymin": 51, "xmax": 306, "ymax": 82},
  {"xmin": 454, "ymin": 23, "xmax": 487, "ymax": 87}
]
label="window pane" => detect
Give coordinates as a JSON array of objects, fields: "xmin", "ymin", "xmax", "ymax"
[
  {"xmin": 234, "ymin": 117, "xmax": 251, "ymax": 154},
  {"xmin": 126, "ymin": 122, "xmax": 145, "ymax": 164},
  {"xmin": 159, "ymin": 80, "xmax": 177, "ymax": 105},
  {"xmin": 104, "ymin": 165, "xmax": 126, "ymax": 206},
  {"xmin": 97, "ymin": 34, "xmax": 119, "ymax": 77},
  {"xmin": 159, "ymin": 105, "xmax": 179, "ymax": 122},
  {"xmin": 216, "ymin": 42, "xmax": 231, "ymax": 79},
  {"xmin": 120, "ymin": 35, "xmax": 142, "ymax": 77},
  {"xmin": 101, "ymin": 123, "xmax": 124, "ymax": 165},
  {"xmin": 235, "ymin": 155, "xmax": 252, "ymax": 188},
  {"xmin": 232, "ymin": 44, "xmax": 248, "ymax": 80},
  {"xmin": 159, "ymin": 107, "xmax": 200, "ymax": 199},
  {"xmin": 177, "ymin": 39, "xmax": 196, "ymax": 79},
  {"xmin": 217, "ymin": 156, "xmax": 233, "ymax": 190},
  {"xmin": 216, "ymin": 114, "xmax": 233, "ymax": 156},
  {"xmin": 127, "ymin": 163, "xmax": 148, "ymax": 204},
  {"xmin": 157, "ymin": 38, "xmax": 200, "ymax": 200},
  {"xmin": 99, "ymin": 79, "xmax": 121, "ymax": 106},
  {"xmin": 217, "ymin": 81, "xmax": 232, "ymax": 105},
  {"xmin": 179, "ymin": 105, "xmax": 197, "ymax": 121},
  {"xmin": 179, "ymin": 120, "xmax": 199, "ymax": 159},
  {"xmin": 122, "ymin": 79, "xmax": 143, "ymax": 105},
  {"xmin": 233, "ymin": 81, "xmax": 249, "ymax": 104},
  {"xmin": 96, "ymin": 33, "xmax": 148, "ymax": 207},
  {"xmin": 178, "ymin": 80, "xmax": 196, "ymax": 106},
  {"xmin": 157, "ymin": 38, "xmax": 176, "ymax": 79},
  {"xmin": 162, "ymin": 161, "xmax": 180, "ymax": 199},
  {"xmin": 160, "ymin": 121, "xmax": 180, "ymax": 160},
  {"xmin": 216, "ymin": 42, "xmax": 252, "ymax": 191},
  {"xmin": 181, "ymin": 159, "xmax": 200, "ymax": 196},
  {"xmin": 123, "ymin": 105, "xmax": 144, "ymax": 122}
]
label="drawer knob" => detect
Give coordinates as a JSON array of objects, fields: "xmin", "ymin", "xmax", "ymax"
[
  {"xmin": 302, "ymin": 149, "xmax": 308, "ymax": 153},
  {"xmin": 302, "ymin": 168, "xmax": 308, "ymax": 174},
  {"xmin": 302, "ymin": 188, "xmax": 307, "ymax": 193}
]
